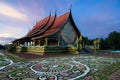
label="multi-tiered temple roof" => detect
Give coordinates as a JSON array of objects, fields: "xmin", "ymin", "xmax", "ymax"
[{"xmin": 14, "ymin": 11, "xmax": 80, "ymax": 42}]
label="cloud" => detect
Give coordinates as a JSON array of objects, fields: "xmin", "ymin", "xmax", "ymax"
[
  {"xmin": 0, "ymin": 37, "xmax": 16, "ymax": 45},
  {"xmin": 0, "ymin": 33, "xmax": 12, "ymax": 38},
  {"xmin": 0, "ymin": 32, "xmax": 19, "ymax": 45},
  {"xmin": 0, "ymin": 2, "xmax": 29, "ymax": 21},
  {"xmin": 0, "ymin": 23, "xmax": 26, "ymax": 38}
]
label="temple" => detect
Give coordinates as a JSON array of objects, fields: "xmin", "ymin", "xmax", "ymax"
[{"xmin": 13, "ymin": 11, "xmax": 84, "ymax": 55}]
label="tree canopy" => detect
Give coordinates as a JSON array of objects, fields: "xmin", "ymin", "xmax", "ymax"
[
  {"xmin": 107, "ymin": 31, "xmax": 120, "ymax": 50},
  {"xmin": 0, "ymin": 44, "xmax": 5, "ymax": 50},
  {"xmin": 85, "ymin": 31, "xmax": 120, "ymax": 50},
  {"xmin": 100, "ymin": 31, "xmax": 120, "ymax": 50}
]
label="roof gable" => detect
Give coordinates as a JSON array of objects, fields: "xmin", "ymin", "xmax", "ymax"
[
  {"xmin": 28, "ymin": 12, "xmax": 70, "ymax": 38},
  {"xmin": 27, "ymin": 16, "xmax": 50, "ymax": 36},
  {"xmin": 26, "ymin": 11, "xmax": 80, "ymax": 39}
]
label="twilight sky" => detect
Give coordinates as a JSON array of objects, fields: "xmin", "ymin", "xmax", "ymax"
[{"xmin": 0, "ymin": 0, "xmax": 120, "ymax": 44}]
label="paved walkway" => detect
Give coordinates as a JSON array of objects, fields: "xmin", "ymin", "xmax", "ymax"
[
  {"xmin": 5, "ymin": 51, "xmax": 120, "ymax": 60},
  {"xmin": 1, "ymin": 50, "xmax": 120, "ymax": 80},
  {"xmin": 9, "ymin": 52, "xmax": 74, "ymax": 60}
]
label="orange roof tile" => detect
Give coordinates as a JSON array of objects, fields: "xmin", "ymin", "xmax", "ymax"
[
  {"xmin": 27, "ymin": 16, "xmax": 50, "ymax": 36},
  {"xmin": 39, "ymin": 15, "xmax": 55, "ymax": 33},
  {"xmin": 51, "ymin": 12, "xmax": 70, "ymax": 29},
  {"xmin": 28, "ymin": 12, "xmax": 70, "ymax": 38},
  {"xmin": 40, "ymin": 12, "xmax": 70, "ymax": 38}
]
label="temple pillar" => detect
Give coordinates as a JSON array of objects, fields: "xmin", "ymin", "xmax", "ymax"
[
  {"xmin": 27, "ymin": 42, "xmax": 28, "ymax": 46},
  {"xmin": 33, "ymin": 40, "xmax": 35, "ymax": 46},
  {"xmin": 45, "ymin": 37, "xmax": 48, "ymax": 46},
  {"xmin": 30, "ymin": 41, "xmax": 32, "ymax": 46},
  {"xmin": 38, "ymin": 40, "xmax": 41, "ymax": 46},
  {"xmin": 32, "ymin": 41, "xmax": 34, "ymax": 46},
  {"xmin": 18, "ymin": 41, "xmax": 20, "ymax": 46},
  {"xmin": 24, "ymin": 42, "xmax": 27, "ymax": 46},
  {"xmin": 24, "ymin": 42, "xmax": 26, "ymax": 46},
  {"xmin": 58, "ymin": 35, "xmax": 60, "ymax": 46}
]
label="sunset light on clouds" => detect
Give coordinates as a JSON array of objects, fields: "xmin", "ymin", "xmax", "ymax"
[
  {"xmin": 0, "ymin": 0, "xmax": 120, "ymax": 44},
  {"xmin": 0, "ymin": 2, "xmax": 28, "ymax": 21},
  {"xmin": 0, "ymin": 33, "xmax": 12, "ymax": 38}
]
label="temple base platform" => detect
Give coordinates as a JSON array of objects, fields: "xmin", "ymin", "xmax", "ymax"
[{"xmin": 16, "ymin": 46, "xmax": 79, "ymax": 55}]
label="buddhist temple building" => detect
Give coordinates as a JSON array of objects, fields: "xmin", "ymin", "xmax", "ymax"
[{"xmin": 13, "ymin": 10, "xmax": 84, "ymax": 55}]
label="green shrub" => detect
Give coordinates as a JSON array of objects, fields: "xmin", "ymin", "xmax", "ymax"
[
  {"xmin": 36, "ymin": 77, "xmax": 40, "ymax": 80},
  {"xmin": 21, "ymin": 46, "xmax": 27, "ymax": 52},
  {"xmin": 6, "ymin": 44, "xmax": 16, "ymax": 52}
]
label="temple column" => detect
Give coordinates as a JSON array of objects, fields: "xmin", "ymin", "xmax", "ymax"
[
  {"xmin": 33, "ymin": 40, "xmax": 35, "ymax": 46},
  {"xmin": 38, "ymin": 40, "xmax": 41, "ymax": 46},
  {"xmin": 30, "ymin": 41, "xmax": 32, "ymax": 46},
  {"xmin": 58, "ymin": 34, "xmax": 60, "ymax": 46},
  {"xmin": 27, "ymin": 42, "xmax": 28, "ymax": 46},
  {"xmin": 18, "ymin": 41, "xmax": 20, "ymax": 46},
  {"xmin": 24, "ymin": 42, "xmax": 26, "ymax": 46},
  {"xmin": 45, "ymin": 37, "xmax": 48, "ymax": 46},
  {"xmin": 32, "ymin": 41, "xmax": 34, "ymax": 46},
  {"xmin": 26, "ymin": 42, "xmax": 28, "ymax": 46}
]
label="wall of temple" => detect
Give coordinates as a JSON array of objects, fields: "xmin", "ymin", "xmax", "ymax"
[{"xmin": 60, "ymin": 19, "xmax": 77, "ymax": 46}]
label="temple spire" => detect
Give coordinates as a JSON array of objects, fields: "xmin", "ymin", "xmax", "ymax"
[
  {"xmin": 55, "ymin": 9, "xmax": 57, "ymax": 17},
  {"xmin": 36, "ymin": 19, "xmax": 37, "ymax": 24},
  {"xmin": 69, "ymin": 4, "xmax": 72, "ymax": 12},
  {"xmin": 49, "ymin": 10, "xmax": 51, "ymax": 16}
]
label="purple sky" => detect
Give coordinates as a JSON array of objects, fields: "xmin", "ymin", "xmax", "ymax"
[{"xmin": 0, "ymin": 0, "xmax": 120, "ymax": 44}]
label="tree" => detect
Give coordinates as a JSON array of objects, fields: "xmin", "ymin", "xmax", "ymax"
[
  {"xmin": 5, "ymin": 44, "xmax": 16, "ymax": 52},
  {"xmin": 0, "ymin": 44, "xmax": 5, "ymax": 50},
  {"xmin": 84, "ymin": 31, "xmax": 120, "ymax": 50},
  {"xmin": 84, "ymin": 37, "xmax": 93, "ymax": 45},
  {"xmin": 100, "ymin": 38, "xmax": 109, "ymax": 49},
  {"xmin": 107, "ymin": 31, "xmax": 120, "ymax": 50}
]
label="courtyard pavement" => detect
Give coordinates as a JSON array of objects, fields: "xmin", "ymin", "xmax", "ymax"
[{"xmin": 0, "ymin": 51, "xmax": 120, "ymax": 80}]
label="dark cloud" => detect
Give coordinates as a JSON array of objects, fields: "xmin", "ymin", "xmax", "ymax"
[{"xmin": 0, "ymin": 37, "xmax": 16, "ymax": 45}]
